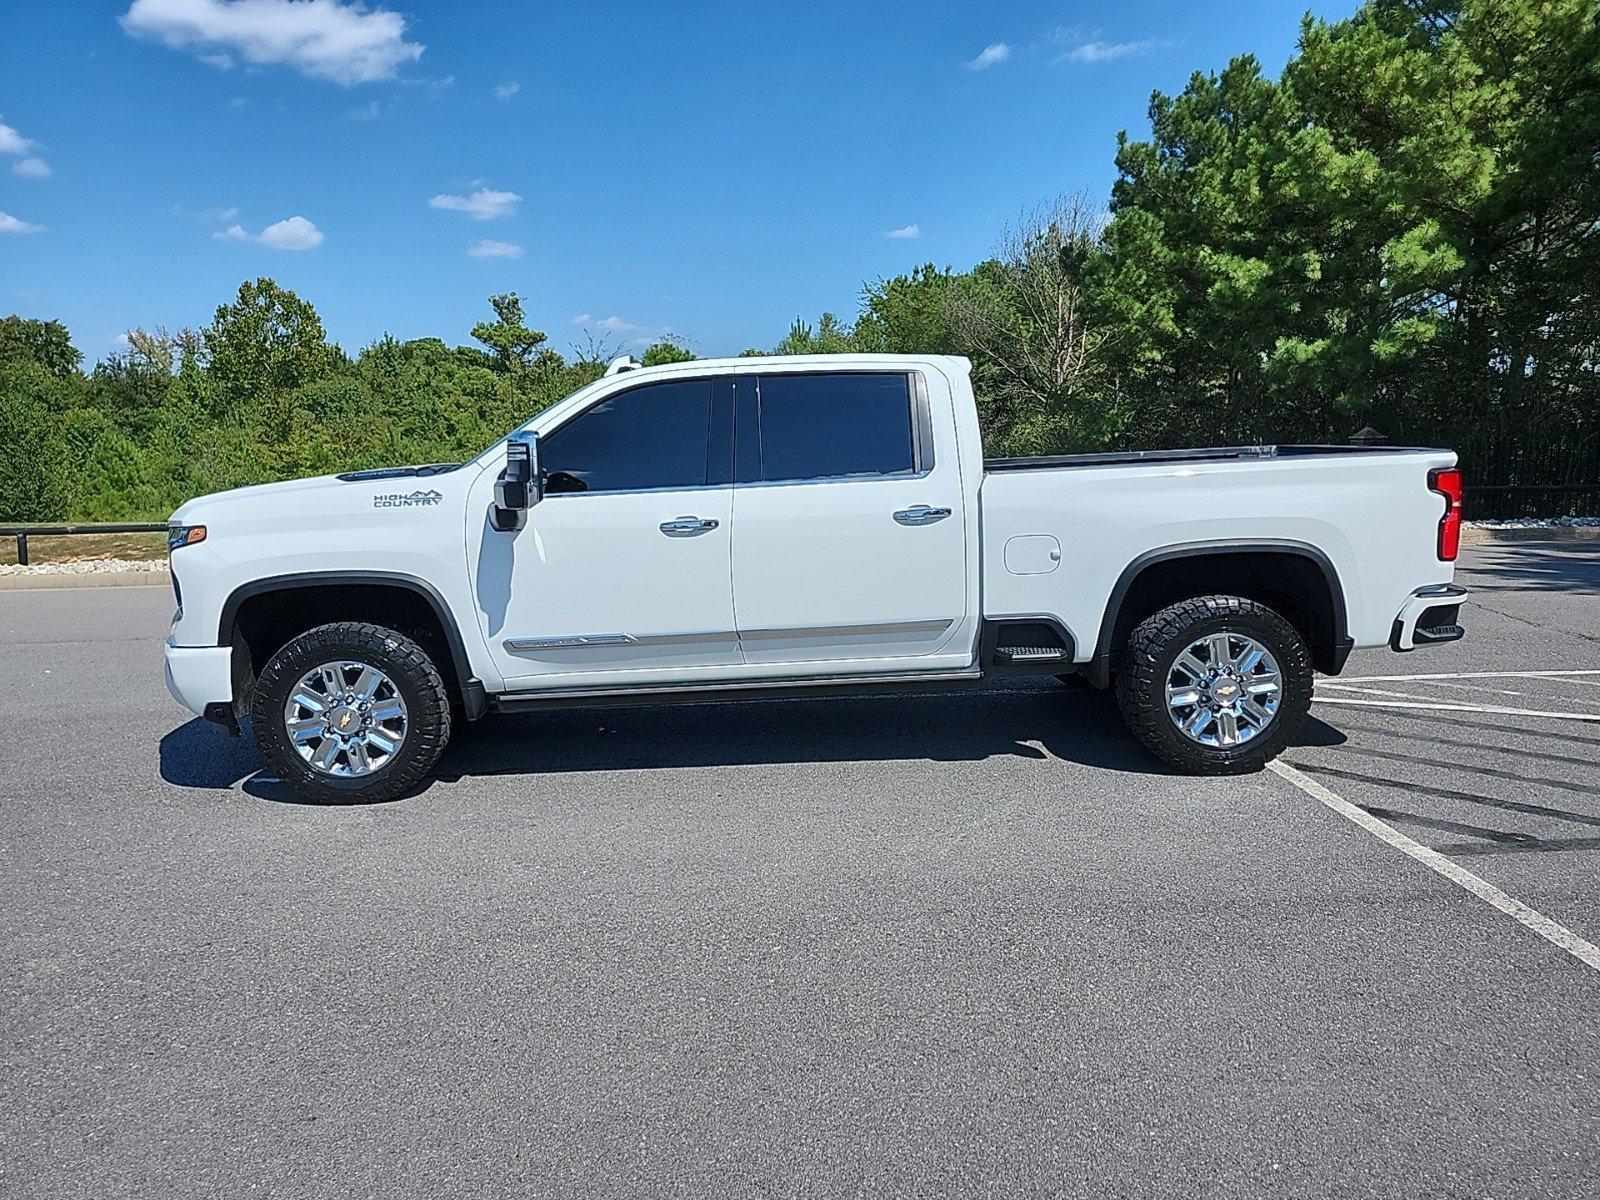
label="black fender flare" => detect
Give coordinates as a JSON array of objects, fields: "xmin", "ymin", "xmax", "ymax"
[
  {"xmin": 1087, "ymin": 539, "xmax": 1353, "ymax": 686},
  {"xmin": 217, "ymin": 571, "xmax": 488, "ymax": 719}
]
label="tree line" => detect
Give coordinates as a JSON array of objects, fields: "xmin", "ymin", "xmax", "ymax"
[{"xmin": 3, "ymin": 0, "xmax": 1595, "ymax": 522}]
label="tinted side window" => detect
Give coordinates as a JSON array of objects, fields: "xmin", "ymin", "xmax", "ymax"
[
  {"xmin": 541, "ymin": 379, "xmax": 713, "ymax": 493},
  {"xmin": 756, "ymin": 373, "xmax": 915, "ymax": 482}
]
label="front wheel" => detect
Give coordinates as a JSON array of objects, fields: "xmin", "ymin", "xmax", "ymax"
[
  {"xmin": 1115, "ymin": 596, "xmax": 1313, "ymax": 775},
  {"xmin": 251, "ymin": 622, "xmax": 453, "ymax": 803}
]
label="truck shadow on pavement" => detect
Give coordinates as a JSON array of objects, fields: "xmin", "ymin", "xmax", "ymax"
[
  {"xmin": 160, "ymin": 682, "xmax": 1362, "ymax": 805},
  {"xmin": 158, "ymin": 680, "xmax": 1252, "ymax": 803}
]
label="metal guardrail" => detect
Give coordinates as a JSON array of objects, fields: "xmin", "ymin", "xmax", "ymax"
[{"xmin": 0, "ymin": 523, "xmax": 167, "ymax": 566}]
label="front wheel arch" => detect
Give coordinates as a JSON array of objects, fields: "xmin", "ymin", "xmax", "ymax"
[{"xmin": 219, "ymin": 573, "xmax": 487, "ymax": 721}]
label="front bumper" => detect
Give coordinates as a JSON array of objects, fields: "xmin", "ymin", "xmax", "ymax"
[
  {"xmin": 164, "ymin": 639, "xmax": 235, "ymax": 717},
  {"xmin": 1391, "ymin": 584, "xmax": 1468, "ymax": 651}
]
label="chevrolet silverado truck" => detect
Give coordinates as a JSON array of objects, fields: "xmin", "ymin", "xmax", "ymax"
[{"xmin": 163, "ymin": 354, "xmax": 1467, "ymax": 802}]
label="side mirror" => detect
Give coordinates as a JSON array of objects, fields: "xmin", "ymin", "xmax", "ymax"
[{"xmin": 491, "ymin": 432, "xmax": 541, "ymax": 531}]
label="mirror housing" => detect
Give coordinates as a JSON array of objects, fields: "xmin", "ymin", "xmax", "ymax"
[{"xmin": 491, "ymin": 432, "xmax": 541, "ymax": 531}]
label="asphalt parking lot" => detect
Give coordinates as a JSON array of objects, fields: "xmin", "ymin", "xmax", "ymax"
[{"xmin": 2, "ymin": 538, "xmax": 1597, "ymax": 1199}]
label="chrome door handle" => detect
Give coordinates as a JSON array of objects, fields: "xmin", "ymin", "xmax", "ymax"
[
  {"xmin": 659, "ymin": 516, "xmax": 719, "ymax": 537},
  {"xmin": 893, "ymin": 505, "xmax": 952, "ymax": 526}
]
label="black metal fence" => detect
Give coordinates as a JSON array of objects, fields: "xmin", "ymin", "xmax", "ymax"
[
  {"xmin": 1453, "ymin": 427, "xmax": 1600, "ymax": 520},
  {"xmin": 0, "ymin": 523, "xmax": 167, "ymax": 566}
]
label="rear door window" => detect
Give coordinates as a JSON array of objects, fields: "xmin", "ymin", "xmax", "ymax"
[{"xmin": 754, "ymin": 373, "xmax": 917, "ymax": 483}]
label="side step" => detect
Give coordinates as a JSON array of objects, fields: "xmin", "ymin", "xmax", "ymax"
[
  {"xmin": 981, "ymin": 618, "xmax": 1078, "ymax": 677},
  {"xmin": 993, "ymin": 645, "xmax": 1068, "ymax": 663}
]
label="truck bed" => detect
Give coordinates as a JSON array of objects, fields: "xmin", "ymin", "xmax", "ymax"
[
  {"xmin": 984, "ymin": 444, "xmax": 1446, "ymax": 472},
  {"xmin": 977, "ymin": 441, "xmax": 1459, "ymax": 664}
]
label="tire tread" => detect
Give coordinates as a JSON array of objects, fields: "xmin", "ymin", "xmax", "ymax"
[
  {"xmin": 1114, "ymin": 595, "xmax": 1312, "ymax": 775},
  {"xmin": 250, "ymin": 621, "xmax": 452, "ymax": 804}
]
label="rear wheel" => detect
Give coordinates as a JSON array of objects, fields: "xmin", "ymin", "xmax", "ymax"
[
  {"xmin": 1115, "ymin": 595, "xmax": 1312, "ymax": 775},
  {"xmin": 251, "ymin": 622, "xmax": 452, "ymax": 803}
]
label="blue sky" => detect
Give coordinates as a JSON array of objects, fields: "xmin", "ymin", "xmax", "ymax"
[{"xmin": 1, "ymin": 0, "xmax": 1354, "ymax": 363}]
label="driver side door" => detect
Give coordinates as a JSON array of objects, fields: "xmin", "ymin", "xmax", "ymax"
[{"xmin": 471, "ymin": 375, "xmax": 740, "ymax": 691}]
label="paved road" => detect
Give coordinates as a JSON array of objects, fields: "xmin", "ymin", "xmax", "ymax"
[{"xmin": 2, "ymin": 541, "xmax": 1597, "ymax": 1198}]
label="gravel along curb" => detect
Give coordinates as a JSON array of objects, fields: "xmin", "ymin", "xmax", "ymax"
[
  {"xmin": 1463, "ymin": 523, "xmax": 1600, "ymax": 544},
  {"xmin": 0, "ymin": 559, "xmax": 170, "ymax": 590}
]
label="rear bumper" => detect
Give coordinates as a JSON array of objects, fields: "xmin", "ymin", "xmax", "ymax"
[
  {"xmin": 164, "ymin": 639, "xmax": 234, "ymax": 717},
  {"xmin": 1391, "ymin": 584, "xmax": 1468, "ymax": 651}
]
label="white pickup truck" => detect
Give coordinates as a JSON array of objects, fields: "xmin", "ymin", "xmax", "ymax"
[{"xmin": 163, "ymin": 354, "xmax": 1467, "ymax": 802}]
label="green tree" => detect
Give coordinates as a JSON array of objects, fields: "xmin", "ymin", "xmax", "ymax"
[
  {"xmin": 1097, "ymin": 0, "xmax": 1600, "ymax": 447},
  {"xmin": 774, "ymin": 312, "xmax": 860, "ymax": 355},
  {"xmin": 640, "ymin": 336, "xmax": 697, "ymax": 366},
  {"xmin": 0, "ymin": 366, "xmax": 71, "ymax": 520},
  {"xmin": 854, "ymin": 264, "xmax": 964, "ymax": 354},
  {"xmin": 470, "ymin": 293, "xmax": 549, "ymax": 374},
  {"xmin": 203, "ymin": 279, "xmax": 339, "ymax": 415},
  {"xmin": 948, "ymin": 195, "xmax": 1120, "ymax": 453},
  {"xmin": 0, "ymin": 316, "xmax": 82, "ymax": 380}
]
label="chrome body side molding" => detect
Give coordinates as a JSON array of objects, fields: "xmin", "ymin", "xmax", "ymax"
[{"xmin": 504, "ymin": 618, "xmax": 953, "ymax": 654}]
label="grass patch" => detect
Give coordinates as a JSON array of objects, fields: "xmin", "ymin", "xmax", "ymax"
[{"xmin": 2, "ymin": 532, "xmax": 169, "ymax": 567}]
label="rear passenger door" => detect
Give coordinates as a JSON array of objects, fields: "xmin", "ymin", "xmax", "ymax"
[{"xmin": 730, "ymin": 370, "xmax": 969, "ymax": 671}]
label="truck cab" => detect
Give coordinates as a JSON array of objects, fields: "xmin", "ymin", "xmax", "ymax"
[{"xmin": 164, "ymin": 354, "xmax": 1465, "ymax": 802}]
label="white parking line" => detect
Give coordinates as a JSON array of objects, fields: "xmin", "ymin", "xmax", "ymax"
[
  {"xmin": 1424, "ymin": 680, "xmax": 1525, "ymax": 697},
  {"xmin": 1321, "ymin": 682, "xmax": 1465, "ymax": 703},
  {"xmin": 1268, "ymin": 760, "xmax": 1600, "ymax": 973},
  {"xmin": 1336, "ymin": 669, "xmax": 1600, "ymax": 683},
  {"xmin": 1312, "ymin": 696, "xmax": 1600, "ymax": 722}
]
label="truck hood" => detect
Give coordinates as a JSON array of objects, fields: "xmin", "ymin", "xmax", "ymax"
[{"xmin": 170, "ymin": 464, "xmax": 469, "ymax": 525}]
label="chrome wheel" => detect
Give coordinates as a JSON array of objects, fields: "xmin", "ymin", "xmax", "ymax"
[
  {"xmin": 1165, "ymin": 632, "xmax": 1282, "ymax": 748},
  {"xmin": 282, "ymin": 660, "xmax": 408, "ymax": 777}
]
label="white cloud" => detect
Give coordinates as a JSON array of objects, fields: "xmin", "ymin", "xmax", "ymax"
[
  {"xmin": 0, "ymin": 118, "xmax": 35, "ymax": 156},
  {"xmin": 0, "ymin": 211, "xmax": 45, "ymax": 234},
  {"xmin": 172, "ymin": 202, "xmax": 240, "ymax": 221},
  {"xmin": 966, "ymin": 42, "xmax": 1012, "ymax": 71},
  {"xmin": 347, "ymin": 99, "xmax": 384, "ymax": 120},
  {"xmin": 197, "ymin": 51, "xmax": 233, "ymax": 69},
  {"xmin": 1058, "ymin": 39, "xmax": 1162, "ymax": 64},
  {"xmin": 885, "ymin": 223, "xmax": 920, "ymax": 239},
  {"xmin": 428, "ymin": 187, "xmax": 520, "ymax": 220},
  {"xmin": 569, "ymin": 313, "xmax": 642, "ymax": 333},
  {"xmin": 215, "ymin": 214, "xmax": 324, "ymax": 249},
  {"xmin": 494, "ymin": 81, "xmax": 520, "ymax": 100},
  {"xmin": 13, "ymin": 157, "xmax": 51, "ymax": 178},
  {"xmin": 467, "ymin": 238, "xmax": 522, "ymax": 260},
  {"xmin": 119, "ymin": 0, "xmax": 424, "ymax": 85}
]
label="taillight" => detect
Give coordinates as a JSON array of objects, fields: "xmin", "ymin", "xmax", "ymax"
[{"xmin": 1429, "ymin": 467, "xmax": 1463, "ymax": 561}]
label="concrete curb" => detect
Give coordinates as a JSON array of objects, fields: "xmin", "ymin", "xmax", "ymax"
[{"xmin": 0, "ymin": 568, "xmax": 170, "ymax": 591}]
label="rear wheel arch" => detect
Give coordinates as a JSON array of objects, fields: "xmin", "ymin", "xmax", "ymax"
[
  {"xmin": 1089, "ymin": 541, "xmax": 1351, "ymax": 685},
  {"xmin": 219, "ymin": 572, "xmax": 487, "ymax": 720}
]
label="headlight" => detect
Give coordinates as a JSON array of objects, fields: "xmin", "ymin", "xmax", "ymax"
[{"xmin": 168, "ymin": 524, "xmax": 207, "ymax": 551}]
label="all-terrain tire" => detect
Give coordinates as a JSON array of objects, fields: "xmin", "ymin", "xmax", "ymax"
[
  {"xmin": 251, "ymin": 622, "xmax": 452, "ymax": 804},
  {"xmin": 1114, "ymin": 595, "xmax": 1313, "ymax": 775}
]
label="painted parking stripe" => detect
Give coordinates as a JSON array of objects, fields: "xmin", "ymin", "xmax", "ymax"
[
  {"xmin": 1312, "ymin": 696, "xmax": 1600, "ymax": 722},
  {"xmin": 1334, "ymin": 669, "xmax": 1600, "ymax": 683},
  {"xmin": 1321, "ymin": 682, "xmax": 1474, "ymax": 703},
  {"xmin": 1269, "ymin": 760, "xmax": 1600, "ymax": 973},
  {"xmin": 1423, "ymin": 680, "xmax": 1525, "ymax": 697}
]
